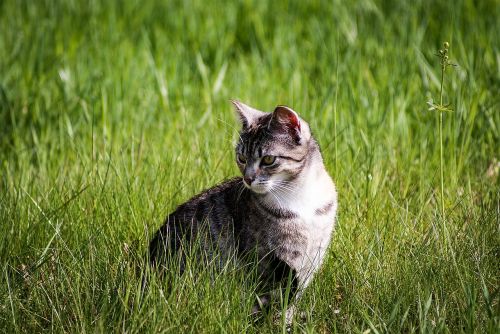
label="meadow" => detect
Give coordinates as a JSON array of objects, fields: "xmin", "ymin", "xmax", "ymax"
[{"xmin": 0, "ymin": 0, "xmax": 498, "ymax": 332}]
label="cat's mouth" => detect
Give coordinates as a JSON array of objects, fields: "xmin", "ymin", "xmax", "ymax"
[{"xmin": 243, "ymin": 181, "xmax": 270, "ymax": 194}]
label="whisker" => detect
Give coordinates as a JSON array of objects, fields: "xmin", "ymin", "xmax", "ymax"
[
  {"xmin": 272, "ymin": 180, "xmax": 295, "ymax": 187},
  {"xmin": 236, "ymin": 182, "xmax": 246, "ymax": 202},
  {"xmin": 217, "ymin": 117, "xmax": 243, "ymax": 140},
  {"xmin": 269, "ymin": 189, "xmax": 284, "ymax": 209},
  {"xmin": 272, "ymin": 183, "xmax": 296, "ymax": 192},
  {"xmin": 271, "ymin": 182, "xmax": 297, "ymax": 196},
  {"xmin": 272, "ymin": 188, "xmax": 294, "ymax": 202}
]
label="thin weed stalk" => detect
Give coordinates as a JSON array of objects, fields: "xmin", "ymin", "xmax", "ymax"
[
  {"xmin": 439, "ymin": 58, "xmax": 445, "ymax": 221},
  {"xmin": 427, "ymin": 41, "xmax": 456, "ymax": 220},
  {"xmin": 334, "ymin": 43, "xmax": 339, "ymax": 173},
  {"xmin": 428, "ymin": 43, "xmax": 465, "ymax": 293}
]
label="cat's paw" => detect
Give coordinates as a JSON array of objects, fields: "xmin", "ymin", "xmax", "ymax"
[{"xmin": 273, "ymin": 305, "xmax": 296, "ymax": 327}]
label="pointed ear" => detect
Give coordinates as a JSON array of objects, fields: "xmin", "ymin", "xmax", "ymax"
[
  {"xmin": 231, "ymin": 100, "xmax": 266, "ymax": 128},
  {"xmin": 270, "ymin": 105, "xmax": 302, "ymax": 142}
]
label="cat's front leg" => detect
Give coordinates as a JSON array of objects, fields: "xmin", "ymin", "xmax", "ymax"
[
  {"xmin": 280, "ymin": 266, "xmax": 303, "ymax": 325},
  {"xmin": 273, "ymin": 270, "xmax": 312, "ymax": 326}
]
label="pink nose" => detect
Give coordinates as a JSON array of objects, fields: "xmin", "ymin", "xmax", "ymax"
[{"xmin": 244, "ymin": 176, "xmax": 253, "ymax": 185}]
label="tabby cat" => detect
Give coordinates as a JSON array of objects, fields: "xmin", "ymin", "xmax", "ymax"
[{"xmin": 149, "ymin": 100, "xmax": 337, "ymax": 323}]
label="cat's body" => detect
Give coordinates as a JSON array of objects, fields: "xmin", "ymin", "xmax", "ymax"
[{"xmin": 149, "ymin": 101, "xmax": 337, "ymax": 322}]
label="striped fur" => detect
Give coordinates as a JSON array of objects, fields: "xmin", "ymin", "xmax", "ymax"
[{"xmin": 149, "ymin": 101, "xmax": 337, "ymax": 323}]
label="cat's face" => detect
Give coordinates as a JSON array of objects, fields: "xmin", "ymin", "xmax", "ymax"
[{"xmin": 233, "ymin": 101, "xmax": 312, "ymax": 194}]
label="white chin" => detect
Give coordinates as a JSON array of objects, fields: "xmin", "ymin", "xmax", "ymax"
[
  {"xmin": 244, "ymin": 183, "xmax": 269, "ymax": 194},
  {"xmin": 251, "ymin": 187, "xmax": 269, "ymax": 194}
]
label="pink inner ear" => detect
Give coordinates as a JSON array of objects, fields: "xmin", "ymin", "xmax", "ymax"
[
  {"xmin": 275, "ymin": 106, "xmax": 301, "ymax": 131},
  {"xmin": 287, "ymin": 112, "xmax": 301, "ymax": 131}
]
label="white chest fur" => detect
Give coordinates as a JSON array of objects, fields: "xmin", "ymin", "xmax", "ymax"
[{"xmin": 271, "ymin": 169, "xmax": 338, "ymax": 284}]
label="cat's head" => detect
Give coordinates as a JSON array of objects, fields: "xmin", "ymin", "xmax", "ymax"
[{"xmin": 232, "ymin": 100, "xmax": 314, "ymax": 194}]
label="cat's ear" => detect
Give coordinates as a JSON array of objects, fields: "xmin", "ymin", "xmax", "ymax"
[
  {"xmin": 231, "ymin": 100, "xmax": 266, "ymax": 128},
  {"xmin": 271, "ymin": 105, "xmax": 302, "ymax": 142}
]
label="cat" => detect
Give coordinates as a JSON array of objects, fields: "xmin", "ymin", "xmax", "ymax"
[{"xmin": 149, "ymin": 100, "xmax": 338, "ymax": 323}]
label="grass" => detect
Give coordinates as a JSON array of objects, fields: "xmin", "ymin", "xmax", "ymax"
[{"xmin": 0, "ymin": 0, "xmax": 499, "ymax": 332}]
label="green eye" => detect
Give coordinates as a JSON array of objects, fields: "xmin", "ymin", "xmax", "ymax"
[
  {"xmin": 261, "ymin": 155, "xmax": 276, "ymax": 166},
  {"xmin": 237, "ymin": 153, "xmax": 246, "ymax": 164}
]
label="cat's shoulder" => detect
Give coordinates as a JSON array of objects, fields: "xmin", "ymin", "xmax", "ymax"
[{"xmin": 175, "ymin": 177, "xmax": 243, "ymax": 207}]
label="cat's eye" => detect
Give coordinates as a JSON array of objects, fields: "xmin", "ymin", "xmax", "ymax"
[
  {"xmin": 261, "ymin": 155, "xmax": 276, "ymax": 166},
  {"xmin": 237, "ymin": 153, "xmax": 246, "ymax": 164}
]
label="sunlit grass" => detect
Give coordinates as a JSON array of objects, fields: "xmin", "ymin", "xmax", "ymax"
[{"xmin": 0, "ymin": 0, "xmax": 498, "ymax": 332}]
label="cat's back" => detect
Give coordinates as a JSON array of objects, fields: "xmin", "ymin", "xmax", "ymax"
[
  {"xmin": 149, "ymin": 177, "xmax": 247, "ymax": 265},
  {"xmin": 170, "ymin": 177, "xmax": 245, "ymax": 221}
]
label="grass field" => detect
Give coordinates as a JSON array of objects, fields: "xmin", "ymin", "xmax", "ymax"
[{"xmin": 1, "ymin": 0, "xmax": 499, "ymax": 332}]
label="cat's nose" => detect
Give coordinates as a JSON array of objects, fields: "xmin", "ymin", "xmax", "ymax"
[{"xmin": 244, "ymin": 176, "xmax": 254, "ymax": 185}]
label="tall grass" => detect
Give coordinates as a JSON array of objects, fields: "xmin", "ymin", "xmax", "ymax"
[{"xmin": 1, "ymin": 0, "xmax": 498, "ymax": 332}]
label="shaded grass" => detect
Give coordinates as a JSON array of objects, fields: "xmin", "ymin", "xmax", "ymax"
[{"xmin": 0, "ymin": 0, "xmax": 499, "ymax": 332}]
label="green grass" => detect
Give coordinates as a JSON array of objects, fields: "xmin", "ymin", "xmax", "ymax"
[{"xmin": 1, "ymin": 0, "xmax": 499, "ymax": 332}]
